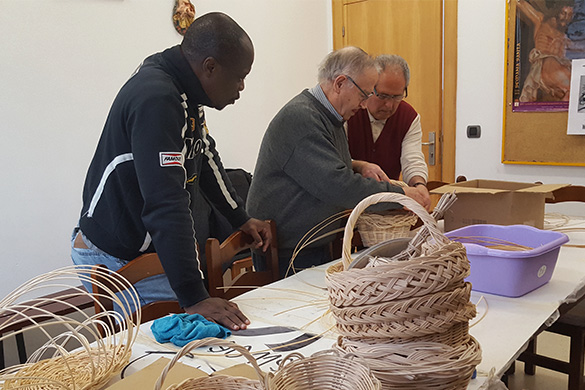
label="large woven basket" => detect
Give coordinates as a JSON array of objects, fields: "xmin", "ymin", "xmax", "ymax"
[
  {"xmin": 265, "ymin": 350, "xmax": 381, "ymax": 390},
  {"xmin": 356, "ymin": 181, "xmax": 418, "ymax": 247},
  {"xmin": 155, "ymin": 338, "xmax": 264, "ymax": 390},
  {"xmin": 325, "ymin": 192, "xmax": 480, "ymax": 389}
]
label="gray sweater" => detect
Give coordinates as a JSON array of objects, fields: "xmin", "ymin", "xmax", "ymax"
[{"xmin": 247, "ymin": 89, "xmax": 404, "ymax": 250}]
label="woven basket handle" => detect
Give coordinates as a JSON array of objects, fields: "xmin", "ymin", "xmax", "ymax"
[
  {"xmin": 342, "ymin": 192, "xmax": 446, "ymax": 269},
  {"xmin": 154, "ymin": 337, "xmax": 265, "ymax": 390}
]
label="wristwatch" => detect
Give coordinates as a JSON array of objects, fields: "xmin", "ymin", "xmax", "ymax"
[{"xmin": 413, "ymin": 182, "xmax": 427, "ymax": 188}]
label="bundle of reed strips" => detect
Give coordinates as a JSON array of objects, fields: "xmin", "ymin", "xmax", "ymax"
[
  {"xmin": 326, "ymin": 192, "xmax": 481, "ymax": 389},
  {"xmin": 0, "ymin": 265, "xmax": 140, "ymax": 389}
]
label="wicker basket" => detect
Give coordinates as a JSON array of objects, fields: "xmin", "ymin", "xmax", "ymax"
[
  {"xmin": 155, "ymin": 338, "xmax": 264, "ymax": 390},
  {"xmin": 335, "ymin": 336, "xmax": 482, "ymax": 390},
  {"xmin": 351, "ymin": 321, "xmax": 472, "ymax": 348},
  {"xmin": 330, "ymin": 282, "xmax": 476, "ymax": 339},
  {"xmin": 327, "ymin": 241, "xmax": 469, "ymax": 308},
  {"xmin": 356, "ymin": 209, "xmax": 418, "ymax": 247},
  {"xmin": 355, "ymin": 181, "xmax": 418, "ymax": 247},
  {"xmin": 266, "ymin": 350, "xmax": 381, "ymax": 390}
]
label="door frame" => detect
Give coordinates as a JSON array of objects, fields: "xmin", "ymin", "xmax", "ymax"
[{"xmin": 332, "ymin": 0, "xmax": 457, "ymax": 182}]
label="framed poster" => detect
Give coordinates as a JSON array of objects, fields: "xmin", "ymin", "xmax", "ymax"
[
  {"xmin": 503, "ymin": 0, "xmax": 585, "ymax": 166},
  {"xmin": 512, "ymin": 0, "xmax": 585, "ymax": 112}
]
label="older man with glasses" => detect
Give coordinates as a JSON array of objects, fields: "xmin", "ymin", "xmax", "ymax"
[
  {"xmin": 247, "ymin": 47, "xmax": 429, "ymax": 279},
  {"xmin": 346, "ymin": 54, "xmax": 431, "ymax": 211}
]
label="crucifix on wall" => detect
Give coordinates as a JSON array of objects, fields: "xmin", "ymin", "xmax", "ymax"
[{"xmin": 173, "ymin": 0, "xmax": 195, "ymax": 35}]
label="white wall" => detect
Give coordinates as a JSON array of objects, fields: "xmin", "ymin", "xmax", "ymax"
[
  {"xmin": 1, "ymin": 0, "xmax": 583, "ymax": 300},
  {"xmin": 0, "ymin": 0, "xmax": 332, "ymax": 298},
  {"xmin": 457, "ymin": 0, "xmax": 585, "ymax": 216}
]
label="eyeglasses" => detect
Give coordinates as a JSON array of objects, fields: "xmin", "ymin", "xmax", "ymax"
[
  {"xmin": 375, "ymin": 87, "xmax": 408, "ymax": 102},
  {"xmin": 345, "ymin": 75, "xmax": 374, "ymax": 101}
]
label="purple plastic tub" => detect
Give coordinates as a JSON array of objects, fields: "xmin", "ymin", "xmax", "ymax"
[{"xmin": 445, "ymin": 224, "xmax": 569, "ymax": 297}]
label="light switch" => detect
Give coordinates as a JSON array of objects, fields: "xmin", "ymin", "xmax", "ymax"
[{"xmin": 467, "ymin": 125, "xmax": 481, "ymax": 138}]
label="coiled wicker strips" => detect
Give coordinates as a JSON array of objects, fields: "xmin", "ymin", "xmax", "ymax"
[
  {"xmin": 335, "ymin": 336, "xmax": 482, "ymax": 390},
  {"xmin": 331, "ymin": 282, "xmax": 476, "ymax": 339}
]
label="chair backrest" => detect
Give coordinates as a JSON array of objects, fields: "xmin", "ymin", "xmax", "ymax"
[
  {"xmin": 91, "ymin": 253, "xmax": 183, "ymax": 329},
  {"xmin": 546, "ymin": 185, "xmax": 585, "ymax": 204},
  {"xmin": 205, "ymin": 220, "xmax": 279, "ymax": 300}
]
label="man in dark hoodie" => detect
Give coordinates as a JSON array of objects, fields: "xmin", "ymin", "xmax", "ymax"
[{"xmin": 71, "ymin": 12, "xmax": 271, "ymax": 331}]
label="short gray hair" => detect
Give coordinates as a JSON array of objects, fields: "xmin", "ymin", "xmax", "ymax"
[
  {"xmin": 375, "ymin": 54, "xmax": 410, "ymax": 87},
  {"xmin": 317, "ymin": 46, "xmax": 375, "ymax": 83}
]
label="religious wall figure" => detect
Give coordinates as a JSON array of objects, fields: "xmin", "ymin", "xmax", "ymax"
[{"xmin": 173, "ymin": 0, "xmax": 196, "ymax": 36}]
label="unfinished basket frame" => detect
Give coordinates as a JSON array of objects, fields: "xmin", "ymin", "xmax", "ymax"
[{"xmin": 0, "ymin": 265, "xmax": 141, "ymax": 389}]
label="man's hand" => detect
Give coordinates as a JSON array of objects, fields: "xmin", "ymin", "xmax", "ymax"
[
  {"xmin": 352, "ymin": 160, "xmax": 391, "ymax": 182},
  {"xmin": 411, "ymin": 184, "xmax": 431, "ymax": 211},
  {"xmin": 185, "ymin": 297, "xmax": 250, "ymax": 330},
  {"xmin": 239, "ymin": 218, "xmax": 272, "ymax": 252},
  {"xmin": 403, "ymin": 186, "xmax": 431, "ymax": 211}
]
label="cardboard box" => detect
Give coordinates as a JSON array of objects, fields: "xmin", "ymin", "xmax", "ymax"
[{"xmin": 431, "ymin": 179, "xmax": 569, "ymax": 232}]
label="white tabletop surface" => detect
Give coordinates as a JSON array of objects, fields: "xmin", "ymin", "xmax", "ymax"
[{"xmin": 117, "ymin": 217, "xmax": 585, "ymax": 390}]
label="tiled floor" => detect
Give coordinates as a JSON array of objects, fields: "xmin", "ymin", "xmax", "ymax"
[{"xmin": 506, "ymin": 332, "xmax": 569, "ymax": 390}]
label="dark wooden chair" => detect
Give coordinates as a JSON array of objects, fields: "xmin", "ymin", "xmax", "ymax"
[
  {"xmin": 545, "ymin": 185, "xmax": 585, "ymax": 204},
  {"xmin": 91, "ymin": 253, "xmax": 183, "ymax": 335},
  {"xmin": 205, "ymin": 220, "xmax": 279, "ymax": 300},
  {"xmin": 515, "ymin": 185, "xmax": 585, "ymax": 390}
]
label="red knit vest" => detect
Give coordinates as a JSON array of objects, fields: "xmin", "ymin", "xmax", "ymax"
[{"xmin": 347, "ymin": 102, "xmax": 417, "ymax": 180}]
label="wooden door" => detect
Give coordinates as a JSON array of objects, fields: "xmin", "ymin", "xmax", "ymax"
[{"xmin": 332, "ymin": 0, "xmax": 457, "ymax": 182}]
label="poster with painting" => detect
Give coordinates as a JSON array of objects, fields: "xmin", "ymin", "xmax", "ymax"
[
  {"xmin": 566, "ymin": 58, "xmax": 585, "ymax": 133},
  {"xmin": 512, "ymin": 0, "xmax": 585, "ymax": 112}
]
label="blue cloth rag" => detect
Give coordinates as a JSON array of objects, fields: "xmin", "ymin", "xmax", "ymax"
[{"xmin": 150, "ymin": 313, "xmax": 232, "ymax": 347}]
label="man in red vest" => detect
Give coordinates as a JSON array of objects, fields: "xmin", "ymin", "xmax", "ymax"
[{"xmin": 346, "ymin": 54, "xmax": 431, "ymax": 210}]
